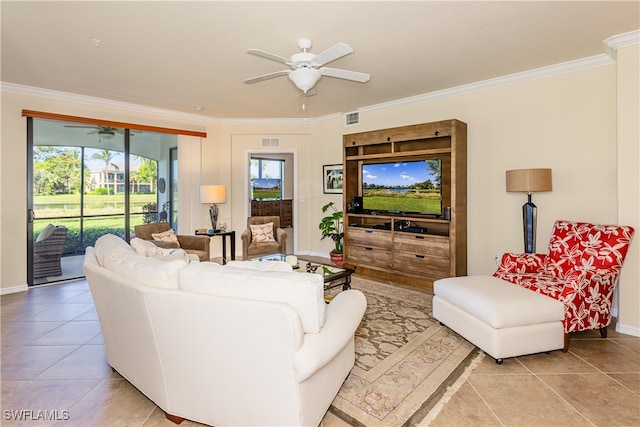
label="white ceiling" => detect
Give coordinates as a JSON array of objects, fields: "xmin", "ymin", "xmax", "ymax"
[{"xmin": 2, "ymin": 1, "xmax": 639, "ymax": 120}]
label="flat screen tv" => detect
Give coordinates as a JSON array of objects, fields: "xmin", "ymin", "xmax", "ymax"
[{"xmin": 361, "ymin": 159, "xmax": 442, "ymax": 215}]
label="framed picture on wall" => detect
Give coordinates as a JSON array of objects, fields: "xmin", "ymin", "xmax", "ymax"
[{"xmin": 323, "ymin": 164, "xmax": 343, "ymax": 194}]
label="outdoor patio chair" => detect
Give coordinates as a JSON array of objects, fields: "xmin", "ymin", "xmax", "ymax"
[{"xmin": 34, "ymin": 224, "xmax": 68, "ymax": 278}]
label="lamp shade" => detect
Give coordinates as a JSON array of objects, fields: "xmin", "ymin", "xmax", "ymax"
[
  {"xmin": 288, "ymin": 67, "xmax": 321, "ymax": 93},
  {"xmin": 506, "ymin": 168, "xmax": 552, "ymax": 193},
  {"xmin": 200, "ymin": 185, "xmax": 226, "ymax": 204}
]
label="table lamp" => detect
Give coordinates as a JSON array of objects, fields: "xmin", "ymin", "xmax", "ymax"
[
  {"xmin": 200, "ymin": 185, "xmax": 226, "ymax": 232},
  {"xmin": 506, "ymin": 168, "xmax": 552, "ymax": 253}
]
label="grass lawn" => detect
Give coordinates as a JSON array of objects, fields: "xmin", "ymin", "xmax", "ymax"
[
  {"xmin": 363, "ymin": 191, "xmax": 441, "ymax": 214},
  {"xmin": 34, "ymin": 193, "xmax": 158, "ymax": 254},
  {"xmin": 252, "ymin": 189, "xmax": 281, "ymax": 199}
]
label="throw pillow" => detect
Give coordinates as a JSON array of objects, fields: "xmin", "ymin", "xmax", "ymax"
[
  {"xmin": 36, "ymin": 224, "xmax": 56, "ymax": 242},
  {"xmin": 250, "ymin": 222, "xmax": 276, "ymax": 243},
  {"xmin": 145, "ymin": 246, "xmax": 192, "ymax": 263},
  {"xmin": 130, "ymin": 237, "xmax": 159, "ymax": 256},
  {"xmin": 94, "ymin": 234, "xmax": 137, "ymax": 267},
  {"xmin": 151, "ymin": 229, "xmax": 180, "ymax": 247},
  {"xmin": 131, "ymin": 237, "xmax": 194, "ymax": 263}
]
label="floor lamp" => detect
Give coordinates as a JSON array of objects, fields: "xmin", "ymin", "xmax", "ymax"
[
  {"xmin": 200, "ymin": 185, "xmax": 227, "ymax": 232},
  {"xmin": 506, "ymin": 168, "xmax": 552, "ymax": 253}
]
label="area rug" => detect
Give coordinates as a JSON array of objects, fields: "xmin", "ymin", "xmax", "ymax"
[{"xmin": 329, "ymin": 277, "xmax": 480, "ymax": 427}]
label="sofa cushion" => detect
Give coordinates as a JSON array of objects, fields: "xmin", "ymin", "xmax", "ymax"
[
  {"xmin": 250, "ymin": 222, "xmax": 275, "ymax": 242},
  {"xmin": 495, "ymin": 272, "xmax": 566, "ymax": 300},
  {"xmin": 94, "ymin": 234, "xmax": 187, "ymax": 289},
  {"xmin": 94, "ymin": 234, "xmax": 136, "ymax": 266},
  {"xmin": 225, "ymin": 260, "xmax": 293, "ymax": 272},
  {"xmin": 434, "ymin": 275, "xmax": 564, "ymax": 328},
  {"xmin": 178, "ymin": 262, "xmax": 325, "ymax": 333}
]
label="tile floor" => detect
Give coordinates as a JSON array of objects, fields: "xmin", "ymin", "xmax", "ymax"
[{"xmin": 1, "ymin": 280, "xmax": 639, "ymax": 426}]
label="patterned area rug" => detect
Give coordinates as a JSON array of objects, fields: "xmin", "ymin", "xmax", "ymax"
[{"xmin": 329, "ymin": 277, "xmax": 479, "ymax": 427}]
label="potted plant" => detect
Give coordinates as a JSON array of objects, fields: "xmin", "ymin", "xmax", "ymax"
[{"xmin": 319, "ymin": 201, "xmax": 344, "ymax": 266}]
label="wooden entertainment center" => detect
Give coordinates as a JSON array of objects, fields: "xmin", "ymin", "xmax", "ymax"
[{"xmin": 342, "ymin": 119, "xmax": 467, "ymax": 292}]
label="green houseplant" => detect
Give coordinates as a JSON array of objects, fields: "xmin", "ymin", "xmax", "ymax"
[{"xmin": 319, "ymin": 201, "xmax": 344, "ymax": 266}]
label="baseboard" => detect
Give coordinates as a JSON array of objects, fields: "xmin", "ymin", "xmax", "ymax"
[
  {"xmin": 0, "ymin": 284, "xmax": 29, "ymax": 295},
  {"xmin": 615, "ymin": 322, "xmax": 640, "ymax": 337}
]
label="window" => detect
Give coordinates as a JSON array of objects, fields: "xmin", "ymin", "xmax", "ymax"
[{"xmin": 250, "ymin": 157, "xmax": 284, "ymax": 200}]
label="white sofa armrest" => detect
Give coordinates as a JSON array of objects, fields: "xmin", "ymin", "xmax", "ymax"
[{"xmin": 293, "ymin": 289, "xmax": 367, "ymax": 382}]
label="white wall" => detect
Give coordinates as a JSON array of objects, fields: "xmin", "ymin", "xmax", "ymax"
[
  {"xmin": 2, "ymin": 48, "xmax": 638, "ymax": 334},
  {"xmin": 352, "ymin": 66, "xmax": 620, "ymax": 273},
  {"xmin": 615, "ymin": 43, "xmax": 640, "ymax": 334}
]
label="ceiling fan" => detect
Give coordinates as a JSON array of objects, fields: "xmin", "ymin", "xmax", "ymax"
[
  {"xmin": 244, "ymin": 39, "xmax": 370, "ymax": 94},
  {"xmin": 63, "ymin": 125, "xmax": 138, "ymax": 137}
]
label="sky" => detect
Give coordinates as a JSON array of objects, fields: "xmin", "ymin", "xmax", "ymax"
[
  {"xmin": 252, "ymin": 178, "xmax": 280, "ymax": 188},
  {"xmin": 362, "ymin": 160, "xmax": 438, "ymax": 187}
]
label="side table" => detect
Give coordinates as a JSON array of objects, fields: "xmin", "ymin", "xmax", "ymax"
[{"xmin": 195, "ymin": 229, "xmax": 236, "ymax": 264}]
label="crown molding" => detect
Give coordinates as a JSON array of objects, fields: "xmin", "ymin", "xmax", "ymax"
[
  {"xmin": 0, "ymin": 49, "xmax": 623, "ymax": 125},
  {"xmin": 358, "ymin": 54, "xmax": 615, "ymax": 115},
  {"xmin": 603, "ymin": 29, "xmax": 640, "ymax": 59},
  {"xmin": 218, "ymin": 117, "xmax": 311, "ymax": 125},
  {"xmin": 0, "ymin": 82, "xmax": 221, "ymax": 124}
]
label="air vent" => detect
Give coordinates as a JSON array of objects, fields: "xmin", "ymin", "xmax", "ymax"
[
  {"xmin": 261, "ymin": 137, "xmax": 280, "ymax": 147},
  {"xmin": 345, "ymin": 111, "xmax": 360, "ymax": 125}
]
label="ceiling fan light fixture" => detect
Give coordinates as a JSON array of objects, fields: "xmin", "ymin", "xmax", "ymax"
[{"xmin": 288, "ymin": 67, "xmax": 321, "ymax": 93}]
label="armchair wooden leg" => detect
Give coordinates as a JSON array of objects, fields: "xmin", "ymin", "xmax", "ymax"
[
  {"xmin": 165, "ymin": 413, "xmax": 185, "ymax": 424},
  {"xmin": 563, "ymin": 333, "xmax": 570, "ymax": 352},
  {"xmin": 599, "ymin": 326, "xmax": 608, "ymax": 338}
]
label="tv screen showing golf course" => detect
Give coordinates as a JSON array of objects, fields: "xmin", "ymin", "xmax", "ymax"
[{"xmin": 361, "ymin": 159, "xmax": 442, "ymax": 215}]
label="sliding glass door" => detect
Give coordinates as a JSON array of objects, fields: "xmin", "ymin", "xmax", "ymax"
[{"xmin": 28, "ymin": 118, "xmax": 177, "ymax": 286}]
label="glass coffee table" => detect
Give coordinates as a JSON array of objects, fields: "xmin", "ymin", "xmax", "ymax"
[{"xmin": 250, "ymin": 253, "xmax": 354, "ymax": 292}]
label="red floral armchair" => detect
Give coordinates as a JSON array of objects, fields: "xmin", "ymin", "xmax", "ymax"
[{"xmin": 494, "ymin": 220, "xmax": 635, "ymax": 350}]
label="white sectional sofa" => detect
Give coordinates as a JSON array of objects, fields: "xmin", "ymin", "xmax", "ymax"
[{"xmin": 83, "ymin": 234, "xmax": 367, "ymax": 427}]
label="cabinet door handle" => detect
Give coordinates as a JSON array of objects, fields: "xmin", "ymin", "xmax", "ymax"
[
  {"xmin": 365, "ymin": 229, "xmax": 373, "ymax": 234},
  {"xmin": 414, "ymin": 235, "xmax": 425, "ymax": 239},
  {"xmin": 365, "ymin": 247, "xmax": 373, "ymax": 251},
  {"xmin": 415, "ymin": 254, "xmax": 425, "ymax": 259}
]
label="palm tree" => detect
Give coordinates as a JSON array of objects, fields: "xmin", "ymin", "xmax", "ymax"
[{"xmin": 91, "ymin": 149, "xmax": 119, "ymax": 194}]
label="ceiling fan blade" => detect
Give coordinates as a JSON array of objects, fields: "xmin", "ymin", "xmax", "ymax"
[
  {"xmin": 244, "ymin": 70, "xmax": 291, "ymax": 84},
  {"xmin": 321, "ymin": 67, "xmax": 371, "ymax": 83},
  {"xmin": 313, "ymin": 42, "xmax": 353, "ymax": 66},
  {"xmin": 247, "ymin": 49, "xmax": 293, "ymax": 65}
]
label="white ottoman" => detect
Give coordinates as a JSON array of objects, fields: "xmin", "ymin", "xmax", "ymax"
[{"xmin": 433, "ymin": 275, "xmax": 564, "ymax": 363}]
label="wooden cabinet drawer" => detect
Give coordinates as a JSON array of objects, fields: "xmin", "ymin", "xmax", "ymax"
[
  {"xmin": 281, "ymin": 215, "xmax": 293, "ymax": 228},
  {"xmin": 250, "ymin": 201, "xmax": 260, "ymax": 216},
  {"xmin": 281, "ymin": 200, "xmax": 292, "ymax": 209},
  {"xmin": 392, "ymin": 251, "xmax": 450, "ymax": 276},
  {"xmin": 348, "ymin": 245, "xmax": 392, "ymax": 268},
  {"xmin": 348, "ymin": 227, "xmax": 392, "ymax": 249},
  {"xmin": 394, "ymin": 233, "xmax": 449, "ymax": 256}
]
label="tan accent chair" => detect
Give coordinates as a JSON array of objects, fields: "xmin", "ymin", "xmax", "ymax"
[
  {"xmin": 134, "ymin": 222, "xmax": 210, "ymax": 261},
  {"xmin": 241, "ymin": 216, "xmax": 287, "ymax": 260}
]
